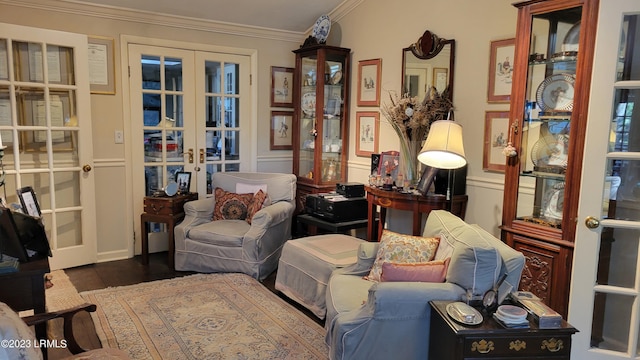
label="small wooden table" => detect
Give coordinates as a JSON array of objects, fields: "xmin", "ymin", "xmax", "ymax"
[
  {"xmin": 296, "ymin": 213, "xmax": 371, "ymax": 236},
  {"xmin": 141, "ymin": 192, "xmax": 198, "ymax": 267},
  {"xmin": 0, "ymin": 257, "xmax": 50, "ymax": 355},
  {"xmin": 365, "ymin": 185, "xmax": 468, "ymax": 241},
  {"xmin": 429, "ymin": 300, "xmax": 577, "ymax": 359}
]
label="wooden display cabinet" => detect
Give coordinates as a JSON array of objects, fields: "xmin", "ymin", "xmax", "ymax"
[
  {"xmin": 292, "ymin": 45, "xmax": 351, "ymax": 212},
  {"xmin": 500, "ymin": 0, "xmax": 599, "ymax": 317}
]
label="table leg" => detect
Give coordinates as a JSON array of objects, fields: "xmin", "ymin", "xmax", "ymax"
[
  {"xmin": 412, "ymin": 210, "xmax": 422, "ymax": 236},
  {"xmin": 367, "ymin": 201, "xmax": 376, "ymax": 241},
  {"xmin": 377, "ymin": 207, "xmax": 387, "ymax": 241},
  {"xmin": 141, "ymin": 217, "xmax": 149, "ymax": 265}
]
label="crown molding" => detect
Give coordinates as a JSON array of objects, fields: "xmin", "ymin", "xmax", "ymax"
[{"xmin": 0, "ymin": 0, "xmax": 309, "ymax": 43}]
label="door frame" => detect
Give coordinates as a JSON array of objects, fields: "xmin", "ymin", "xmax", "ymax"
[{"xmin": 119, "ymin": 35, "xmax": 258, "ymax": 258}]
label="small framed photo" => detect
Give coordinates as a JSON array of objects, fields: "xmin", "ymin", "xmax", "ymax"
[
  {"xmin": 378, "ymin": 150, "xmax": 400, "ymax": 180},
  {"xmin": 357, "ymin": 58, "xmax": 382, "ymax": 107},
  {"xmin": 175, "ymin": 172, "xmax": 191, "ymax": 194},
  {"xmin": 270, "ymin": 111, "xmax": 293, "ymax": 150},
  {"xmin": 88, "ymin": 36, "xmax": 116, "ymax": 95},
  {"xmin": 355, "ymin": 111, "xmax": 379, "ymax": 157},
  {"xmin": 17, "ymin": 186, "xmax": 41, "ymax": 217},
  {"xmin": 483, "ymin": 111, "xmax": 511, "ymax": 172},
  {"xmin": 487, "ymin": 38, "xmax": 515, "ymax": 103},
  {"xmin": 270, "ymin": 66, "xmax": 294, "ymax": 107}
]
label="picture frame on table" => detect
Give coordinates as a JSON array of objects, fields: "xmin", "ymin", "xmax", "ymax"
[
  {"xmin": 483, "ymin": 110, "xmax": 511, "ymax": 172},
  {"xmin": 270, "ymin": 111, "xmax": 293, "ymax": 150},
  {"xmin": 270, "ymin": 67, "xmax": 294, "ymax": 107},
  {"xmin": 175, "ymin": 172, "xmax": 191, "ymax": 194},
  {"xmin": 355, "ymin": 111, "xmax": 379, "ymax": 157},
  {"xmin": 17, "ymin": 186, "xmax": 41, "ymax": 217},
  {"xmin": 357, "ymin": 58, "xmax": 382, "ymax": 107},
  {"xmin": 378, "ymin": 150, "xmax": 399, "ymax": 180},
  {"xmin": 88, "ymin": 36, "xmax": 116, "ymax": 95},
  {"xmin": 487, "ymin": 38, "xmax": 515, "ymax": 103}
]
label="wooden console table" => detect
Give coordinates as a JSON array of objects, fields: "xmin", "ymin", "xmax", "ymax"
[
  {"xmin": 141, "ymin": 192, "xmax": 198, "ymax": 267},
  {"xmin": 429, "ymin": 300, "xmax": 577, "ymax": 359},
  {"xmin": 365, "ymin": 185, "xmax": 468, "ymax": 241},
  {"xmin": 0, "ymin": 257, "xmax": 50, "ymax": 355}
]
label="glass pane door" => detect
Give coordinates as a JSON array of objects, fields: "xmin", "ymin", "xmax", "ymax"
[{"xmin": 0, "ymin": 24, "xmax": 96, "ymax": 270}]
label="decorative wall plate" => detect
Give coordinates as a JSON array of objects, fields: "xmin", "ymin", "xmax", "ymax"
[
  {"xmin": 531, "ymin": 134, "xmax": 568, "ymax": 169},
  {"xmin": 301, "ymin": 92, "xmax": 316, "ymax": 116},
  {"xmin": 543, "ymin": 182, "xmax": 565, "ymax": 220},
  {"xmin": 563, "ymin": 21, "xmax": 580, "ymax": 52},
  {"xmin": 312, "ymin": 15, "xmax": 331, "ymax": 43},
  {"xmin": 331, "ymin": 70, "xmax": 342, "ymax": 84},
  {"xmin": 536, "ymin": 73, "xmax": 575, "ymax": 112}
]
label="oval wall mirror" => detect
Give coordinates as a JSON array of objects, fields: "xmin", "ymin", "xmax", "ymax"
[{"xmin": 401, "ymin": 30, "xmax": 455, "ymax": 102}]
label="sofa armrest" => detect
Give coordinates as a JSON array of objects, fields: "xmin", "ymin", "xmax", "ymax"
[
  {"xmin": 368, "ymin": 282, "xmax": 466, "ymax": 318},
  {"xmin": 183, "ymin": 197, "xmax": 215, "ymax": 220},
  {"xmin": 242, "ymin": 201, "xmax": 294, "ymax": 255},
  {"xmin": 332, "ymin": 242, "xmax": 380, "ymax": 277}
]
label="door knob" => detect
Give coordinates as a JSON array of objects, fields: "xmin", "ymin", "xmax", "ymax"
[
  {"xmin": 82, "ymin": 164, "xmax": 92, "ymax": 172},
  {"xmin": 585, "ymin": 216, "xmax": 600, "ymax": 229},
  {"xmin": 183, "ymin": 149, "xmax": 194, "ymax": 163}
]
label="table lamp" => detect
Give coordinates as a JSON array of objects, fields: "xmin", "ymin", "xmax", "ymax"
[{"xmin": 415, "ymin": 120, "xmax": 467, "ymax": 195}]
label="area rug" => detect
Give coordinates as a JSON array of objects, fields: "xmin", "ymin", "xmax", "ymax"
[
  {"xmin": 45, "ymin": 269, "xmax": 86, "ymax": 340},
  {"xmin": 80, "ymin": 273, "xmax": 328, "ymax": 360}
]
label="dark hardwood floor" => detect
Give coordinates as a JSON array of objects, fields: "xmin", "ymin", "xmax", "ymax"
[{"xmin": 48, "ymin": 252, "xmax": 323, "ymax": 359}]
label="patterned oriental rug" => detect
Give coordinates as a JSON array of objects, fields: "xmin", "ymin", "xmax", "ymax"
[{"xmin": 80, "ymin": 273, "xmax": 328, "ymax": 360}]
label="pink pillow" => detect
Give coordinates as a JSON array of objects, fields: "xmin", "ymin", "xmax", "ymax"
[{"xmin": 380, "ymin": 257, "xmax": 451, "ymax": 283}]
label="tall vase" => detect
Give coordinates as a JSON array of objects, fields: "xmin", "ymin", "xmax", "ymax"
[{"xmin": 399, "ymin": 137, "xmax": 419, "ymax": 186}]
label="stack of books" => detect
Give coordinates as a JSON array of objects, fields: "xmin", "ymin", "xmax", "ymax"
[
  {"xmin": 0, "ymin": 255, "xmax": 19, "ymax": 274},
  {"xmin": 493, "ymin": 305, "xmax": 530, "ymax": 328}
]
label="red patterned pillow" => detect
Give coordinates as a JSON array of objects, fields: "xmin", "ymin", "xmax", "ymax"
[
  {"xmin": 246, "ymin": 189, "xmax": 267, "ymax": 224},
  {"xmin": 380, "ymin": 257, "xmax": 451, "ymax": 283},
  {"xmin": 213, "ymin": 187, "xmax": 254, "ymax": 220}
]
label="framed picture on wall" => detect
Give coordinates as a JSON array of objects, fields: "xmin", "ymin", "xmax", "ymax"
[
  {"xmin": 270, "ymin": 67, "xmax": 294, "ymax": 107},
  {"xmin": 355, "ymin": 111, "xmax": 379, "ymax": 157},
  {"xmin": 483, "ymin": 110, "xmax": 510, "ymax": 172},
  {"xmin": 88, "ymin": 36, "xmax": 116, "ymax": 95},
  {"xmin": 357, "ymin": 58, "xmax": 382, "ymax": 106},
  {"xmin": 270, "ymin": 111, "xmax": 293, "ymax": 150},
  {"xmin": 487, "ymin": 38, "xmax": 515, "ymax": 103}
]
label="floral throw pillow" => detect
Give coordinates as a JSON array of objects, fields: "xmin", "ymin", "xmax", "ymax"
[
  {"xmin": 366, "ymin": 230, "xmax": 440, "ymax": 282},
  {"xmin": 213, "ymin": 187, "xmax": 254, "ymax": 221},
  {"xmin": 246, "ymin": 189, "xmax": 267, "ymax": 224}
]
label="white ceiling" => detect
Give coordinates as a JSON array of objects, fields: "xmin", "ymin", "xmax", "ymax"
[{"xmin": 72, "ymin": 0, "xmax": 346, "ymax": 33}]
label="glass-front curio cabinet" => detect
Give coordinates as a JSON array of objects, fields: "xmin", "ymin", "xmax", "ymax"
[
  {"xmin": 292, "ymin": 45, "xmax": 350, "ymax": 212},
  {"xmin": 501, "ymin": 0, "xmax": 598, "ymax": 317}
]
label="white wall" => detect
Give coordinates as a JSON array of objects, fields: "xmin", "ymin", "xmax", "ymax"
[{"xmin": 333, "ymin": 0, "xmax": 517, "ymax": 235}]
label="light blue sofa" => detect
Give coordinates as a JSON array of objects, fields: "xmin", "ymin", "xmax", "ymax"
[
  {"xmin": 325, "ymin": 210, "xmax": 525, "ymax": 360},
  {"xmin": 174, "ymin": 172, "xmax": 296, "ymax": 280}
]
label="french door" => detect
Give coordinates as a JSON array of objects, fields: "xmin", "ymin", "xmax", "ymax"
[
  {"xmin": 0, "ymin": 24, "xmax": 97, "ymax": 270},
  {"xmin": 128, "ymin": 44, "xmax": 250, "ymax": 253},
  {"xmin": 569, "ymin": 1, "xmax": 640, "ymax": 359}
]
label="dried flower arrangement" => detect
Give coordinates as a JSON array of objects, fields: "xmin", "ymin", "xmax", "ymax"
[{"xmin": 380, "ymin": 86, "xmax": 454, "ymax": 182}]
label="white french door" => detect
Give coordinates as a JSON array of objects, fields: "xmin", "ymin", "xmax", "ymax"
[
  {"xmin": 569, "ymin": 1, "xmax": 640, "ymax": 359},
  {"xmin": 0, "ymin": 24, "xmax": 97, "ymax": 270},
  {"xmin": 128, "ymin": 43, "xmax": 250, "ymax": 254}
]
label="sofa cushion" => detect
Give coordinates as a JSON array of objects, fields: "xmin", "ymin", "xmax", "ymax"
[
  {"xmin": 213, "ymin": 187, "xmax": 253, "ymax": 220},
  {"xmin": 380, "ymin": 257, "xmax": 450, "ymax": 283},
  {"xmin": 187, "ymin": 220, "xmax": 249, "ymax": 247},
  {"xmin": 423, "ymin": 210, "xmax": 503, "ymax": 296},
  {"xmin": 0, "ymin": 302, "xmax": 42, "ymax": 360},
  {"xmin": 246, "ymin": 189, "xmax": 267, "ymax": 224},
  {"xmin": 366, "ymin": 230, "xmax": 440, "ymax": 282}
]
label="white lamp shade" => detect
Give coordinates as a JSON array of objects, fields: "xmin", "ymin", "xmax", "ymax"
[{"xmin": 417, "ymin": 120, "xmax": 466, "ymax": 169}]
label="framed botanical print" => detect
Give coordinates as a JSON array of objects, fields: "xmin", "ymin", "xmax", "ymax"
[
  {"xmin": 88, "ymin": 36, "xmax": 116, "ymax": 95},
  {"xmin": 270, "ymin": 66, "xmax": 294, "ymax": 107},
  {"xmin": 357, "ymin": 59, "xmax": 382, "ymax": 106},
  {"xmin": 483, "ymin": 111, "xmax": 510, "ymax": 172},
  {"xmin": 270, "ymin": 111, "xmax": 293, "ymax": 150},
  {"xmin": 355, "ymin": 111, "xmax": 379, "ymax": 157},
  {"xmin": 487, "ymin": 38, "xmax": 515, "ymax": 103}
]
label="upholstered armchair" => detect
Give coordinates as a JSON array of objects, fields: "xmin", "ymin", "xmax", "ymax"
[
  {"xmin": 325, "ymin": 210, "xmax": 525, "ymax": 360},
  {"xmin": 174, "ymin": 172, "xmax": 296, "ymax": 280}
]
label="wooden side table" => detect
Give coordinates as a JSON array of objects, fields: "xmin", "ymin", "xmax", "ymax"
[
  {"xmin": 0, "ymin": 257, "xmax": 50, "ymax": 355},
  {"xmin": 364, "ymin": 185, "xmax": 468, "ymax": 241},
  {"xmin": 429, "ymin": 300, "xmax": 577, "ymax": 359},
  {"xmin": 296, "ymin": 213, "xmax": 372, "ymax": 237},
  {"xmin": 141, "ymin": 192, "xmax": 198, "ymax": 267}
]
